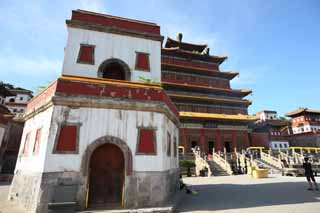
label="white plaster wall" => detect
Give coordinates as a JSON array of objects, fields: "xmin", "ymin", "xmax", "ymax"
[
  {"xmin": 5, "ymin": 94, "xmax": 31, "ymax": 104},
  {"xmin": 270, "ymin": 141, "xmax": 289, "ymax": 150},
  {"xmin": 43, "ymin": 106, "xmax": 178, "ymax": 173},
  {"xmin": 62, "ymin": 27, "xmax": 161, "ymax": 83},
  {"xmin": 14, "ymin": 107, "xmax": 54, "ymax": 173}
]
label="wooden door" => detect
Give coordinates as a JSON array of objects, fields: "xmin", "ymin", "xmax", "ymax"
[
  {"xmin": 224, "ymin": 142, "xmax": 231, "ymax": 153},
  {"xmin": 89, "ymin": 143, "xmax": 124, "ymax": 207}
]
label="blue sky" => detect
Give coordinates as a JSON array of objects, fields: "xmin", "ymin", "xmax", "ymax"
[{"xmin": 0, "ymin": 0, "xmax": 319, "ymax": 116}]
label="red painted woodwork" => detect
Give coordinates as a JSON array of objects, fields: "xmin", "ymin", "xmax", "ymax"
[
  {"xmin": 167, "ymin": 132, "xmax": 171, "ymax": 156},
  {"xmin": 176, "ymin": 103, "xmax": 247, "ymax": 115},
  {"xmin": 162, "ymin": 72, "xmax": 230, "ymax": 89},
  {"xmin": 162, "ymin": 56, "xmax": 219, "ymax": 70},
  {"xmin": 27, "ymin": 77, "xmax": 179, "ymax": 118},
  {"xmin": 56, "ymin": 125, "xmax": 77, "ymax": 152},
  {"xmin": 33, "ymin": 128, "xmax": 41, "ymax": 154},
  {"xmin": 249, "ymin": 132, "xmax": 269, "ymax": 148},
  {"xmin": 22, "ymin": 133, "xmax": 30, "ymax": 155},
  {"xmin": 135, "ymin": 53, "xmax": 150, "ymax": 71},
  {"xmin": 0, "ymin": 114, "xmax": 10, "ymax": 125},
  {"xmin": 137, "ymin": 129, "xmax": 155, "ymax": 154},
  {"xmin": 55, "ymin": 78, "xmax": 179, "ymax": 117},
  {"xmin": 173, "ymin": 137, "xmax": 177, "ymax": 157},
  {"xmin": 89, "ymin": 143, "xmax": 124, "ymax": 206},
  {"xmin": 72, "ymin": 10, "xmax": 160, "ymax": 35},
  {"xmin": 26, "ymin": 81, "xmax": 57, "ymax": 111},
  {"xmin": 78, "ymin": 45, "xmax": 94, "ymax": 64}
]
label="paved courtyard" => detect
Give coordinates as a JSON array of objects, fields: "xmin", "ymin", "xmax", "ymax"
[
  {"xmin": 1, "ymin": 175, "xmax": 320, "ymax": 212},
  {"xmin": 176, "ymin": 174, "xmax": 320, "ymax": 213}
]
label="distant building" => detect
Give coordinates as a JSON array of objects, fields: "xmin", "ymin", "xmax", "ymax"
[
  {"xmin": 4, "ymin": 85, "xmax": 33, "ymax": 116},
  {"xmin": 286, "ymin": 108, "xmax": 320, "ymax": 134},
  {"xmin": 285, "ymin": 108, "xmax": 320, "ymax": 147},
  {"xmin": 252, "ymin": 110, "xmax": 289, "ymax": 150},
  {"xmin": 255, "ymin": 110, "xmax": 278, "ymax": 122},
  {"xmin": 0, "ymin": 83, "xmax": 25, "ymax": 175}
]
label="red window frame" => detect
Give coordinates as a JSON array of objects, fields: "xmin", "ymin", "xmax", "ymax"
[
  {"xmin": 136, "ymin": 128, "xmax": 157, "ymax": 155},
  {"xmin": 135, "ymin": 52, "xmax": 150, "ymax": 71},
  {"xmin": 22, "ymin": 132, "xmax": 30, "ymax": 155},
  {"xmin": 77, "ymin": 44, "xmax": 95, "ymax": 65},
  {"xmin": 33, "ymin": 128, "xmax": 42, "ymax": 155},
  {"xmin": 167, "ymin": 132, "xmax": 171, "ymax": 156},
  {"xmin": 174, "ymin": 136, "xmax": 177, "ymax": 157},
  {"xmin": 54, "ymin": 124, "xmax": 79, "ymax": 154}
]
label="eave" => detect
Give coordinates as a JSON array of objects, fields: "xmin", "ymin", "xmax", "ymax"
[
  {"xmin": 161, "ymin": 48, "xmax": 227, "ymax": 64},
  {"xmin": 167, "ymin": 93, "xmax": 252, "ymax": 106},
  {"xmin": 180, "ymin": 111, "xmax": 257, "ymax": 121},
  {"xmin": 161, "ymin": 63, "xmax": 238, "ymax": 80},
  {"xmin": 162, "ymin": 81, "xmax": 252, "ymax": 97}
]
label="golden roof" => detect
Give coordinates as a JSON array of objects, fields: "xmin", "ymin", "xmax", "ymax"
[{"xmin": 179, "ymin": 111, "xmax": 257, "ymax": 121}]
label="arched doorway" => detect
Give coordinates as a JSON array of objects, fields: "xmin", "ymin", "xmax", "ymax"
[
  {"xmin": 88, "ymin": 143, "xmax": 124, "ymax": 207},
  {"xmin": 98, "ymin": 58, "xmax": 130, "ymax": 81}
]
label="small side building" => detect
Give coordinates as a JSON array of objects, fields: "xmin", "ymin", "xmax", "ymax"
[{"xmin": 251, "ymin": 110, "xmax": 289, "ymax": 150}]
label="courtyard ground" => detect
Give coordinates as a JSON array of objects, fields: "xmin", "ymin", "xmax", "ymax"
[
  {"xmin": 0, "ymin": 175, "xmax": 319, "ymax": 212},
  {"xmin": 176, "ymin": 174, "xmax": 320, "ymax": 213}
]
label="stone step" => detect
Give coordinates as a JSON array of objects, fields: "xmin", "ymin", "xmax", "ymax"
[{"xmin": 208, "ymin": 161, "xmax": 231, "ymax": 176}]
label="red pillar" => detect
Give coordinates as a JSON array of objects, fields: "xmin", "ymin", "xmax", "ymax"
[
  {"xmin": 215, "ymin": 130, "xmax": 222, "ymax": 152},
  {"xmin": 232, "ymin": 131, "xmax": 237, "ymax": 151},
  {"xmin": 182, "ymin": 128, "xmax": 190, "ymax": 153},
  {"xmin": 200, "ymin": 129, "xmax": 206, "ymax": 154}
]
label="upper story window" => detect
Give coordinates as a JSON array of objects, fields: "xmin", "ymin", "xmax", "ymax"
[
  {"xmin": 77, "ymin": 44, "xmax": 95, "ymax": 65},
  {"xmin": 135, "ymin": 52, "xmax": 150, "ymax": 71}
]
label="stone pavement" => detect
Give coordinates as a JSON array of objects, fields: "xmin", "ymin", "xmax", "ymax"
[
  {"xmin": 1, "ymin": 175, "xmax": 320, "ymax": 213},
  {"xmin": 176, "ymin": 174, "xmax": 320, "ymax": 213}
]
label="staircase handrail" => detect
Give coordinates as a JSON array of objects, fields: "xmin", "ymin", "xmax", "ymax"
[
  {"xmin": 194, "ymin": 151, "xmax": 212, "ymax": 177},
  {"xmin": 260, "ymin": 152, "xmax": 282, "ymax": 169},
  {"xmin": 211, "ymin": 152, "xmax": 233, "ymax": 175}
]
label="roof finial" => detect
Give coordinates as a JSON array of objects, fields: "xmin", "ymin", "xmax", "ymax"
[{"xmin": 176, "ymin": 32, "xmax": 183, "ymax": 42}]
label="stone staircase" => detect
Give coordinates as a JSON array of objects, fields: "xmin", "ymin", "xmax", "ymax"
[
  {"xmin": 254, "ymin": 158, "xmax": 282, "ymax": 174},
  {"xmin": 207, "ymin": 160, "xmax": 230, "ymax": 176}
]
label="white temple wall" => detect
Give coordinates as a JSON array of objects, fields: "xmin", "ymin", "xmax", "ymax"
[
  {"xmin": 43, "ymin": 106, "xmax": 178, "ymax": 173},
  {"xmin": 62, "ymin": 27, "xmax": 161, "ymax": 83},
  {"xmin": 15, "ymin": 107, "xmax": 54, "ymax": 173}
]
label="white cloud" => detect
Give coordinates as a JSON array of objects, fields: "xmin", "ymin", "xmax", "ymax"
[{"xmin": 0, "ymin": 55, "xmax": 61, "ymax": 77}]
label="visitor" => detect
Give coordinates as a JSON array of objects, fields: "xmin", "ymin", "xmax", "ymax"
[{"xmin": 303, "ymin": 157, "xmax": 318, "ymax": 191}]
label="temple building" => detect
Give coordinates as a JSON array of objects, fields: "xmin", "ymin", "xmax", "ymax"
[
  {"xmin": 9, "ymin": 10, "xmax": 179, "ymax": 212},
  {"xmin": 4, "ymin": 85, "xmax": 33, "ymax": 117},
  {"xmin": 286, "ymin": 108, "xmax": 320, "ymax": 134},
  {"xmin": 252, "ymin": 110, "xmax": 289, "ymax": 150},
  {"xmin": 161, "ymin": 34, "xmax": 255, "ymax": 154},
  {"xmin": 285, "ymin": 108, "xmax": 320, "ymax": 147}
]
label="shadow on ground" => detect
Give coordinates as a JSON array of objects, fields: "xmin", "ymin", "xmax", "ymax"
[{"xmin": 176, "ymin": 181, "xmax": 320, "ymax": 212}]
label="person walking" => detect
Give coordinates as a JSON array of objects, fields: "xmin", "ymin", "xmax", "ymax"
[{"xmin": 303, "ymin": 157, "xmax": 318, "ymax": 191}]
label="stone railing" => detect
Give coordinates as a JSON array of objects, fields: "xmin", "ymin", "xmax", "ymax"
[
  {"xmin": 194, "ymin": 151, "xmax": 212, "ymax": 177},
  {"xmin": 211, "ymin": 152, "xmax": 233, "ymax": 175},
  {"xmin": 260, "ymin": 152, "xmax": 282, "ymax": 169}
]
